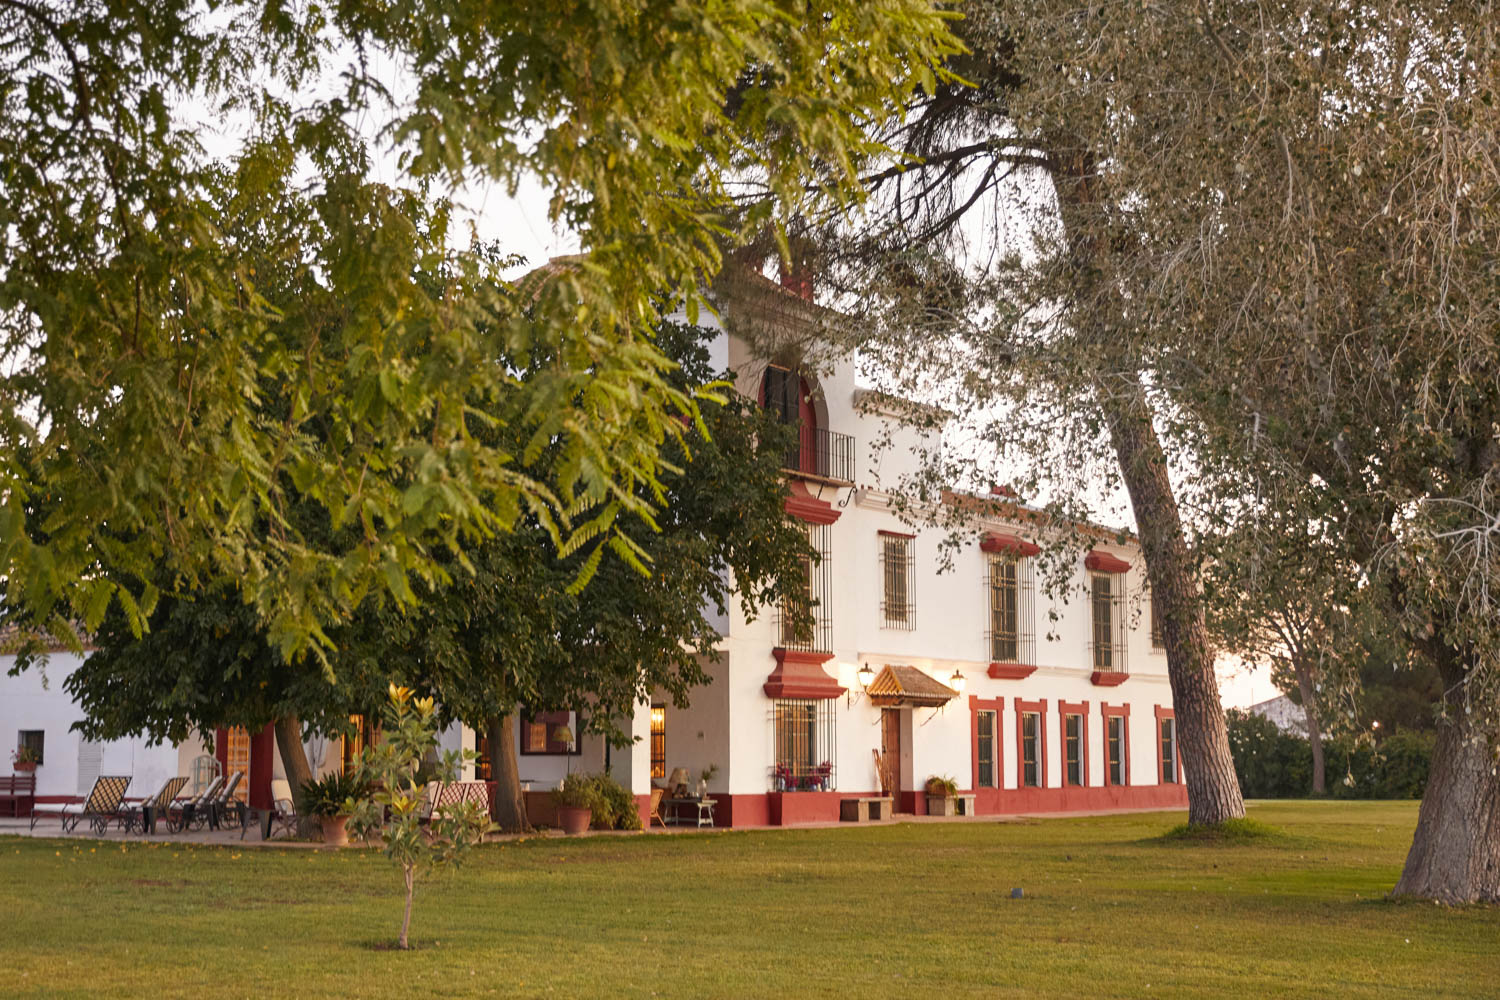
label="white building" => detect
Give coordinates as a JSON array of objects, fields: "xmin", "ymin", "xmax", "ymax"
[{"xmin": 529, "ymin": 269, "xmax": 1188, "ymax": 826}]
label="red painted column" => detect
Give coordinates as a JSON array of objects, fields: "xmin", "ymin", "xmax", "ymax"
[{"xmin": 249, "ymin": 724, "xmax": 275, "ymax": 809}]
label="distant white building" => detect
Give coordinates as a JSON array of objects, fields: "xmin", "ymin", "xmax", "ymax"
[{"xmin": 1248, "ymin": 694, "xmax": 1308, "ymax": 736}]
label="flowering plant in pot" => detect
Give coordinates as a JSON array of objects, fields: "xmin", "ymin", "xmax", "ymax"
[
  {"xmin": 11, "ymin": 746, "xmax": 39, "ymax": 772},
  {"xmin": 925, "ymin": 775, "xmax": 959, "ymax": 817},
  {"xmin": 301, "ymin": 770, "xmax": 370, "ymax": 847},
  {"xmin": 550, "ymin": 774, "xmax": 598, "ymax": 834}
]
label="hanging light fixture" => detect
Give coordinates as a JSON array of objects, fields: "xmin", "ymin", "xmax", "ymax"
[
  {"xmin": 950, "ymin": 669, "xmax": 966, "ymax": 693},
  {"xmin": 857, "ymin": 664, "xmax": 875, "ymax": 689}
]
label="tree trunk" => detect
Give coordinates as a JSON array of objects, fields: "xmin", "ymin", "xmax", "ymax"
[
  {"xmin": 1292, "ymin": 660, "xmax": 1326, "ymax": 796},
  {"xmin": 1392, "ymin": 645, "xmax": 1500, "ymax": 903},
  {"xmin": 487, "ymin": 713, "xmax": 532, "ymax": 833},
  {"xmin": 273, "ymin": 714, "xmax": 319, "ymax": 837},
  {"xmin": 1100, "ymin": 375, "xmax": 1247, "ymax": 826},
  {"xmin": 1047, "ymin": 144, "xmax": 1245, "ymax": 827},
  {"xmin": 400, "ymin": 865, "xmax": 415, "ymax": 950}
]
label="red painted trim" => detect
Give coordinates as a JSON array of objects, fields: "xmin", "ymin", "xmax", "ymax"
[
  {"xmin": 877, "ymin": 529, "xmax": 916, "ymax": 539},
  {"xmin": 1058, "ymin": 699, "xmax": 1090, "ymax": 788},
  {"xmin": 988, "ymin": 663, "xmax": 1037, "ymax": 680},
  {"xmin": 969, "ymin": 696, "xmax": 1005, "ymax": 794},
  {"xmin": 784, "ymin": 480, "xmax": 841, "ymax": 525},
  {"xmin": 213, "ymin": 727, "xmax": 228, "ymax": 777},
  {"xmin": 249, "ymin": 724, "xmax": 275, "ymax": 810},
  {"xmin": 981, "ymin": 532, "xmax": 1041, "ymax": 557},
  {"xmin": 1085, "ymin": 550, "xmax": 1131, "ymax": 574},
  {"xmin": 767, "ymin": 790, "xmax": 846, "ymax": 826},
  {"xmin": 1090, "ymin": 670, "xmax": 1129, "ymax": 687},
  {"xmin": 1101, "ymin": 702, "xmax": 1130, "ymax": 787},
  {"xmin": 764, "ymin": 648, "xmax": 844, "ymax": 699},
  {"xmin": 1154, "ymin": 705, "xmax": 1182, "ymax": 785},
  {"xmin": 965, "ymin": 782, "xmax": 1187, "ymax": 815},
  {"xmin": 1014, "ymin": 697, "xmax": 1048, "ymax": 789},
  {"xmin": 715, "ymin": 794, "xmax": 768, "ymax": 828},
  {"xmin": 634, "ymin": 793, "xmax": 651, "ymax": 829}
]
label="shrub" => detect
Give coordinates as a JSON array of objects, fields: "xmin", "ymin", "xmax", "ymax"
[
  {"xmin": 925, "ymin": 775, "xmax": 959, "ymax": 798},
  {"xmin": 300, "ymin": 771, "xmax": 371, "ymax": 818},
  {"xmin": 1226, "ymin": 709, "xmax": 1433, "ymax": 800},
  {"xmin": 551, "ymin": 773, "xmax": 642, "ymax": 830}
]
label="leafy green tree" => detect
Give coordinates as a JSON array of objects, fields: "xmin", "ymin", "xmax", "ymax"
[
  {"xmin": 0, "ymin": 0, "xmax": 959, "ymax": 657},
  {"xmin": 364, "ymin": 321, "xmax": 814, "ymax": 830}
]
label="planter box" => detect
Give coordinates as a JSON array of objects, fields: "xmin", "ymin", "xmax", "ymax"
[{"xmin": 926, "ymin": 795, "xmax": 957, "ymax": 817}]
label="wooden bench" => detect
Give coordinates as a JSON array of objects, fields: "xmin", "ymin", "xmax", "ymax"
[
  {"xmin": 0, "ymin": 773, "xmax": 36, "ymax": 817},
  {"xmin": 840, "ymin": 796, "xmax": 893, "ymax": 822},
  {"xmin": 954, "ymin": 793, "xmax": 977, "ymax": 817}
]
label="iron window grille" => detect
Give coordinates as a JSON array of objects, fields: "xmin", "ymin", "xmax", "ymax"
[
  {"xmin": 1107, "ymin": 715, "xmax": 1126, "ymax": 786},
  {"xmin": 986, "ymin": 553, "xmax": 1035, "ymax": 663},
  {"xmin": 770, "ymin": 699, "xmax": 837, "ymax": 791},
  {"xmin": 650, "ymin": 706, "xmax": 666, "ymax": 779},
  {"xmin": 777, "ymin": 522, "xmax": 832, "ymax": 653},
  {"xmin": 1021, "ymin": 711, "xmax": 1042, "ymax": 787},
  {"xmin": 18, "ymin": 729, "xmax": 43, "ymax": 766},
  {"xmin": 976, "ymin": 710, "xmax": 997, "ymax": 788},
  {"xmin": 1064, "ymin": 714, "xmax": 1084, "ymax": 786},
  {"xmin": 1089, "ymin": 572, "xmax": 1129, "ymax": 674},
  {"xmin": 1160, "ymin": 718, "xmax": 1178, "ymax": 783},
  {"xmin": 1148, "ymin": 589, "xmax": 1165, "ymax": 649},
  {"xmin": 880, "ymin": 534, "xmax": 916, "ymax": 629}
]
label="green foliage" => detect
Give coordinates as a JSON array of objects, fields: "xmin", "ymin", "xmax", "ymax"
[
  {"xmin": 549, "ymin": 773, "xmax": 599, "ymax": 812},
  {"xmin": 0, "ymin": 0, "xmax": 961, "ymax": 659},
  {"xmin": 925, "ymin": 775, "xmax": 959, "ymax": 798},
  {"xmin": 347, "ymin": 685, "xmax": 494, "ymax": 949},
  {"xmin": 586, "ymin": 773, "xmax": 644, "ymax": 832},
  {"xmin": 300, "ymin": 771, "xmax": 371, "ymax": 819},
  {"xmin": 1226, "ymin": 710, "xmax": 1432, "ymax": 800}
]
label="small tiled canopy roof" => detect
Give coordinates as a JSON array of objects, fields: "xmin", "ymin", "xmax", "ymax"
[{"xmin": 866, "ymin": 665, "xmax": 959, "ymax": 708}]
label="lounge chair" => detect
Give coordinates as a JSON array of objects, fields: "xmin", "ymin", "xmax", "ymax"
[
  {"xmin": 206, "ymin": 770, "xmax": 244, "ymax": 830},
  {"xmin": 120, "ymin": 776, "xmax": 188, "ymax": 834},
  {"xmin": 165, "ymin": 775, "xmax": 222, "ymax": 833},
  {"xmin": 30, "ymin": 775, "xmax": 131, "ymax": 834}
]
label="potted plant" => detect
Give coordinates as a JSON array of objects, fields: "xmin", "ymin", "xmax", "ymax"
[
  {"xmin": 302, "ymin": 771, "xmax": 369, "ymax": 847},
  {"xmin": 551, "ymin": 773, "xmax": 596, "ymax": 835},
  {"xmin": 925, "ymin": 775, "xmax": 959, "ymax": 816},
  {"xmin": 11, "ymin": 747, "xmax": 39, "ymax": 773},
  {"xmin": 698, "ymin": 763, "xmax": 719, "ymax": 798}
]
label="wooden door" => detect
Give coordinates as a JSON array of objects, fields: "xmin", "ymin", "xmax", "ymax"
[{"xmin": 880, "ymin": 709, "xmax": 903, "ymax": 806}]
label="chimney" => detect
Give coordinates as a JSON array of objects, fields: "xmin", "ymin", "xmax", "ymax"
[{"xmin": 778, "ymin": 260, "xmax": 814, "ymax": 302}]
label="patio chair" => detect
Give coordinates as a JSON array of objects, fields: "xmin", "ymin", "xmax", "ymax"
[
  {"xmin": 263, "ymin": 777, "xmax": 300, "ymax": 840},
  {"xmin": 206, "ymin": 770, "xmax": 244, "ymax": 830},
  {"xmin": 30, "ymin": 775, "xmax": 132, "ymax": 834},
  {"xmin": 165, "ymin": 775, "xmax": 222, "ymax": 833},
  {"xmin": 120, "ymin": 776, "xmax": 189, "ymax": 834},
  {"xmin": 649, "ymin": 787, "xmax": 665, "ymax": 828}
]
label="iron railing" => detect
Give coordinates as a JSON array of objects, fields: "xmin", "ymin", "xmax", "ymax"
[
  {"xmin": 783, "ymin": 426, "xmax": 856, "ymax": 484},
  {"xmin": 770, "ymin": 699, "xmax": 837, "ymax": 791},
  {"xmin": 777, "ymin": 523, "xmax": 832, "ymax": 653},
  {"xmin": 986, "ymin": 553, "xmax": 1035, "ymax": 663}
]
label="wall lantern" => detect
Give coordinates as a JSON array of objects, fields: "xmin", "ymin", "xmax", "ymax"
[{"xmin": 950, "ymin": 669, "xmax": 966, "ymax": 694}]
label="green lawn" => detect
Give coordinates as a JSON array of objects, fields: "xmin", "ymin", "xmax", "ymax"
[{"xmin": 2, "ymin": 801, "xmax": 1494, "ymax": 998}]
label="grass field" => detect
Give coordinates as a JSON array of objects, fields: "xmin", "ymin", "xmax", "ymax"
[{"xmin": 1, "ymin": 801, "xmax": 1495, "ymax": 998}]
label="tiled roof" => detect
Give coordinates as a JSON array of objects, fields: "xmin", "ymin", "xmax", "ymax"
[
  {"xmin": 866, "ymin": 664, "xmax": 958, "ymax": 708},
  {"xmin": 0, "ymin": 621, "xmax": 94, "ymax": 655}
]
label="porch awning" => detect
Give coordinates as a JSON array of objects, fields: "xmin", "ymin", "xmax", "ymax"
[{"xmin": 866, "ymin": 665, "xmax": 959, "ymax": 708}]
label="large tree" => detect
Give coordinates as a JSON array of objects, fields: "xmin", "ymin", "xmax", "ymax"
[
  {"xmin": 0, "ymin": 0, "xmax": 959, "ymax": 657},
  {"xmin": 816, "ymin": 2, "xmax": 1499, "ymax": 900},
  {"xmin": 364, "ymin": 320, "xmax": 813, "ymax": 830},
  {"xmin": 48, "ymin": 321, "xmax": 812, "ymax": 832}
]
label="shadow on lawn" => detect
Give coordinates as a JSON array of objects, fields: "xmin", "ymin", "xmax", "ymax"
[{"xmin": 1146, "ymin": 817, "xmax": 1295, "ymax": 846}]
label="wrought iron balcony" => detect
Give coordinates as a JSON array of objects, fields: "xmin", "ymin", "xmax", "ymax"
[{"xmin": 782, "ymin": 427, "xmax": 856, "ymax": 485}]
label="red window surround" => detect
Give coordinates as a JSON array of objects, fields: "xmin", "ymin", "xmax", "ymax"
[
  {"xmin": 981, "ymin": 532, "xmax": 1041, "ymax": 557},
  {"xmin": 969, "ymin": 696, "xmax": 1005, "ymax": 791},
  {"xmin": 1014, "ymin": 697, "xmax": 1048, "ymax": 789},
  {"xmin": 1085, "ymin": 550, "xmax": 1131, "ymax": 574},
  {"xmin": 1154, "ymin": 705, "xmax": 1181, "ymax": 785},
  {"xmin": 1058, "ymin": 699, "xmax": 1090, "ymax": 787},
  {"xmin": 1101, "ymin": 701, "xmax": 1130, "ymax": 786}
]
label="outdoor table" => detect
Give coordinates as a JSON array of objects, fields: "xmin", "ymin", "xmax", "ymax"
[{"xmin": 663, "ymin": 796, "xmax": 716, "ymax": 827}]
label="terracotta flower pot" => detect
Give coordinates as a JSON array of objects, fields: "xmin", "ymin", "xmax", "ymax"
[
  {"xmin": 557, "ymin": 805, "xmax": 592, "ymax": 835},
  {"xmin": 13, "ymin": 761, "xmax": 36, "ymax": 772},
  {"xmin": 320, "ymin": 814, "xmax": 351, "ymax": 847}
]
